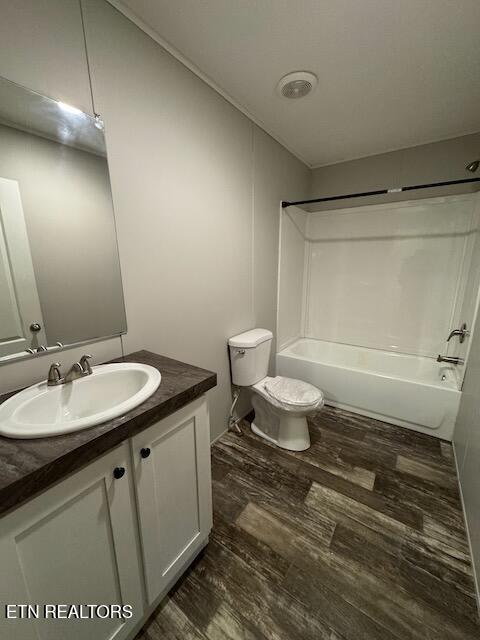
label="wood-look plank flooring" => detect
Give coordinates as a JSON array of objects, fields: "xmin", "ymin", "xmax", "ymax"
[{"xmin": 136, "ymin": 406, "xmax": 480, "ymax": 640}]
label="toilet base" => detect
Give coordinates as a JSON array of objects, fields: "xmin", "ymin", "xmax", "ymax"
[{"xmin": 251, "ymin": 394, "xmax": 311, "ymax": 451}]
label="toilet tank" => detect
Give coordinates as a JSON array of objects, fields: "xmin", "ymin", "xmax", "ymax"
[{"xmin": 228, "ymin": 328, "xmax": 273, "ymax": 386}]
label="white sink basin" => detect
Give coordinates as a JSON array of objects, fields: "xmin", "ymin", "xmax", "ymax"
[{"xmin": 0, "ymin": 363, "xmax": 161, "ymax": 439}]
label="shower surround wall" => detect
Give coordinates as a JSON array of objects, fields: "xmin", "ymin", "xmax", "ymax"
[
  {"xmin": 277, "ymin": 206, "xmax": 308, "ymax": 350},
  {"xmin": 277, "ymin": 194, "xmax": 480, "ymax": 438},
  {"xmin": 279, "ymin": 194, "xmax": 480, "ymax": 363}
]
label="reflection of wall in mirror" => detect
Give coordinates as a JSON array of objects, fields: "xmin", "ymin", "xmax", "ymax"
[{"xmin": 0, "ymin": 123, "xmax": 126, "ymax": 347}]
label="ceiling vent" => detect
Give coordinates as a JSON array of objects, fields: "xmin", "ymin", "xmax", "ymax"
[{"xmin": 277, "ymin": 71, "xmax": 317, "ymax": 99}]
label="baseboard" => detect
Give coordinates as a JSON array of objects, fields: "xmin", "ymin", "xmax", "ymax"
[{"xmin": 452, "ymin": 442, "xmax": 480, "ymax": 616}]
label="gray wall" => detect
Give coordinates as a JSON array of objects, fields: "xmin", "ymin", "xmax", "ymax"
[
  {"xmin": 81, "ymin": 0, "xmax": 310, "ymax": 439},
  {"xmin": 454, "ymin": 291, "xmax": 480, "ymax": 602},
  {"xmin": 0, "ymin": 0, "xmax": 92, "ymax": 114},
  {"xmin": 310, "ymin": 133, "xmax": 480, "ymax": 211},
  {"xmin": 0, "ymin": 0, "xmax": 309, "ymax": 440},
  {"xmin": 0, "ymin": 123, "xmax": 125, "ymax": 345}
]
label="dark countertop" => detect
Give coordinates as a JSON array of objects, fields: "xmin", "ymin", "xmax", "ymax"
[{"xmin": 0, "ymin": 350, "xmax": 217, "ymax": 517}]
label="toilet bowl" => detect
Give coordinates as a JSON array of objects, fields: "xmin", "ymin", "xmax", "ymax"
[
  {"xmin": 228, "ymin": 328, "xmax": 324, "ymax": 451},
  {"xmin": 252, "ymin": 376, "xmax": 323, "ymax": 451}
]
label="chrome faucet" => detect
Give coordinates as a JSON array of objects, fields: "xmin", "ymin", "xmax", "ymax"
[
  {"xmin": 47, "ymin": 363, "xmax": 63, "ymax": 385},
  {"xmin": 47, "ymin": 355, "xmax": 93, "ymax": 386},
  {"xmin": 79, "ymin": 354, "xmax": 93, "ymax": 375},
  {"xmin": 436, "ymin": 355, "xmax": 465, "ymax": 365},
  {"xmin": 446, "ymin": 323, "xmax": 469, "ymax": 343},
  {"xmin": 63, "ymin": 362, "xmax": 86, "ymax": 383}
]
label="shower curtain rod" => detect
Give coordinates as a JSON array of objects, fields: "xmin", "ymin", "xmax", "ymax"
[{"xmin": 281, "ymin": 176, "xmax": 480, "ymax": 208}]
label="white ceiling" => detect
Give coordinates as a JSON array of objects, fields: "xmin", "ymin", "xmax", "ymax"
[{"xmin": 115, "ymin": 0, "xmax": 480, "ymax": 167}]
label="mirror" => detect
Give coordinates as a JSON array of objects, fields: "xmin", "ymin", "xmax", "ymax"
[{"xmin": 0, "ymin": 76, "xmax": 126, "ymax": 363}]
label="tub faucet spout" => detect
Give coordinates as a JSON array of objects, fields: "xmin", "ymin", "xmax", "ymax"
[{"xmin": 437, "ymin": 355, "xmax": 464, "ymax": 365}]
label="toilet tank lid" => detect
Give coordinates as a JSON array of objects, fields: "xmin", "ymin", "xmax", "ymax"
[{"xmin": 228, "ymin": 328, "xmax": 273, "ymax": 348}]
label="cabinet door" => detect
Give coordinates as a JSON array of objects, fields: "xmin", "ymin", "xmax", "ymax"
[
  {"xmin": 132, "ymin": 396, "xmax": 212, "ymax": 604},
  {"xmin": 0, "ymin": 443, "xmax": 143, "ymax": 640}
]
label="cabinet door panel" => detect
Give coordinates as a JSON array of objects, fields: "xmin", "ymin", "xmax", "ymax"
[
  {"xmin": 0, "ymin": 443, "xmax": 143, "ymax": 640},
  {"xmin": 132, "ymin": 396, "xmax": 212, "ymax": 603}
]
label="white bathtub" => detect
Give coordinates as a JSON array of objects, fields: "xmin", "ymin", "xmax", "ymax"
[{"xmin": 276, "ymin": 338, "xmax": 461, "ymax": 440}]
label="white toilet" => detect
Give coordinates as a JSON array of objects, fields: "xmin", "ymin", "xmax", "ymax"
[{"xmin": 228, "ymin": 328, "xmax": 324, "ymax": 451}]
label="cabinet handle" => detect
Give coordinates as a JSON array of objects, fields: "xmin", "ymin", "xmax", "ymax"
[
  {"xmin": 113, "ymin": 467, "xmax": 126, "ymax": 479},
  {"xmin": 140, "ymin": 447, "xmax": 151, "ymax": 459}
]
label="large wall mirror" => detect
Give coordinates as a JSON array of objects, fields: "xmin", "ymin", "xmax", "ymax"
[{"xmin": 0, "ymin": 76, "xmax": 126, "ymax": 363}]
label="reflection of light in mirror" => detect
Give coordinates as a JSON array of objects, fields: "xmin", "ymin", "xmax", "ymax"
[
  {"xmin": 58, "ymin": 124, "xmax": 75, "ymax": 144},
  {"xmin": 57, "ymin": 101, "xmax": 83, "ymax": 115}
]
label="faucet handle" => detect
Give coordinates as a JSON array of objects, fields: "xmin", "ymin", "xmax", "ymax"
[
  {"xmin": 79, "ymin": 354, "xmax": 93, "ymax": 375},
  {"xmin": 446, "ymin": 323, "xmax": 469, "ymax": 343},
  {"xmin": 437, "ymin": 354, "xmax": 465, "ymax": 365},
  {"xmin": 47, "ymin": 362, "xmax": 63, "ymax": 385}
]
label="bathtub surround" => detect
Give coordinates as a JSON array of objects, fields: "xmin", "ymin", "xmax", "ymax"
[
  {"xmin": 279, "ymin": 194, "xmax": 480, "ymax": 358},
  {"xmin": 451, "ymin": 212, "xmax": 480, "ymax": 382},
  {"xmin": 136, "ymin": 407, "xmax": 479, "ymax": 639},
  {"xmin": 0, "ymin": 0, "xmax": 309, "ymax": 439},
  {"xmin": 304, "ymin": 195, "xmax": 479, "ymax": 359},
  {"xmin": 277, "ymin": 206, "xmax": 308, "ymax": 349},
  {"xmin": 277, "ymin": 193, "xmax": 480, "ymax": 439}
]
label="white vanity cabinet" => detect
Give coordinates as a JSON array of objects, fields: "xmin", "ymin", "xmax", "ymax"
[
  {"xmin": 131, "ymin": 395, "xmax": 213, "ymax": 604},
  {"xmin": 0, "ymin": 442, "xmax": 143, "ymax": 640},
  {"xmin": 0, "ymin": 396, "xmax": 212, "ymax": 640}
]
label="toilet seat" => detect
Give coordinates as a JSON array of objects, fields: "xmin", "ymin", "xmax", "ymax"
[
  {"xmin": 265, "ymin": 376, "xmax": 323, "ymax": 408},
  {"xmin": 254, "ymin": 376, "xmax": 323, "ymax": 412}
]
